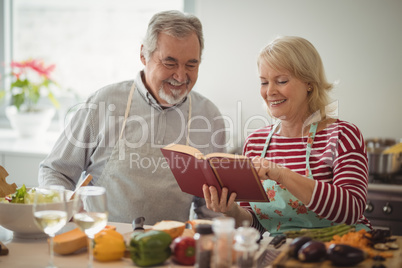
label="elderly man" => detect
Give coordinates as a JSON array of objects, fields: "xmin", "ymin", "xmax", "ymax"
[{"xmin": 39, "ymin": 10, "xmax": 225, "ymax": 224}]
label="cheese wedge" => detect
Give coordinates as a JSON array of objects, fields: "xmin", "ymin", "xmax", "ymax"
[
  {"xmin": 52, "ymin": 228, "xmax": 87, "ymax": 255},
  {"xmin": 52, "ymin": 225, "xmax": 116, "ymax": 255}
]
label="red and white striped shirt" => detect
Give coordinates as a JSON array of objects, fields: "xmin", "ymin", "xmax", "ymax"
[{"xmin": 242, "ymin": 119, "xmax": 372, "ymax": 233}]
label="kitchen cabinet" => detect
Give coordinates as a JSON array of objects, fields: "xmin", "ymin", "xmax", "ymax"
[{"xmin": 0, "ymin": 129, "xmax": 59, "ymax": 188}]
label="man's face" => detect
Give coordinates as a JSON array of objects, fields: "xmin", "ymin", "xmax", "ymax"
[{"xmin": 141, "ymin": 32, "xmax": 201, "ymax": 106}]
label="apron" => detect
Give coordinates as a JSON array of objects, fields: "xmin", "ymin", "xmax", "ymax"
[
  {"xmin": 94, "ymin": 82, "xmax": 194, "ymax": 225},
  {"xmin": 250, "ymin": 121, "xmax": 343, "ymax": 235}
]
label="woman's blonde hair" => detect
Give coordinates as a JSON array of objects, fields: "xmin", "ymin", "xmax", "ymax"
[{"xmin": 258, "ymin": 36, "xmax": 333, "ymax": 117}]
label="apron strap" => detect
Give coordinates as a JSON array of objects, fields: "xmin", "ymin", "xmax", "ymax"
[
  {"xmin": 186, "ymin": 95, "xmax": 192, "ymax": 146},
  {"xmin": 305, "ymin": 122, "xmax": 318, "ymax": 178},
  {"xmin": 261, "ymin": 121, "xmax": 281, "ymax": 158},
  {"xmin": 119, "ymin": 82, "xmax": 136, "ymax": 140},
  {"xmin": 261, "ymin": 121, "xmax": 319, "ymax": 179}
]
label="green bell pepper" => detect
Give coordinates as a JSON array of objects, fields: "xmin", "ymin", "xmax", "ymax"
[{"xmin": 129, "ymin": 230, "xmax": 172, "ymax": 267}]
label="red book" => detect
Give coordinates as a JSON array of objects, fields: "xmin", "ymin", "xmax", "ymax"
[{"xmin": 161, "ymin": 144, "xmax": 270, "ymax": 202}]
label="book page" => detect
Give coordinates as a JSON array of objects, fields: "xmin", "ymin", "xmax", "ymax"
[
  {"xmin": 205, "ymin": 152, "xmax": 248, "ymax": 159},
  {"xmin": 162, "ymin": 144, "xmax": 205, "ymax": 160}
]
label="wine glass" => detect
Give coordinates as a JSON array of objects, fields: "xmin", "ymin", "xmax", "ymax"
[
  {"xmin": 32, "ymin": 185, "xmax": 68, "ymax": 268},
  {"xmin": 72, "ymin": 186, "xmax": 108, "ymax": 268}
]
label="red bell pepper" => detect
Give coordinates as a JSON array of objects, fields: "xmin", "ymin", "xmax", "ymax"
[{"xmin": 170, "ymin": 236, "xmax": 196, "ymax": 265}]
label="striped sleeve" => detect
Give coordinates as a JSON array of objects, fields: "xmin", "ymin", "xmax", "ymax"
[
  {"xmin": 239, "ymin": 202, "xmax": 267, "ymax": 235},
  {"xmin": 307, "ymin": 122, "xmax": 370, "ymax": 227}
]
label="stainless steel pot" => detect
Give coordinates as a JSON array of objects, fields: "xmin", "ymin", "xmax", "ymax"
[{"xmin": 366, "ymin": 138, "xmax": 402, "ymax": 175}]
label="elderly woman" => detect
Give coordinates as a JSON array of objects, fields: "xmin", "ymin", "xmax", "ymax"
[{"xmin": 203, "ymin": 36, "xmax": 372, "ymax": 235}]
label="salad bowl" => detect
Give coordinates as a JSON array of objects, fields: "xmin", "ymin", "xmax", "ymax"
[{"xmin": 0, "ymin": 187, "xmax": 74, "ymax": 239}]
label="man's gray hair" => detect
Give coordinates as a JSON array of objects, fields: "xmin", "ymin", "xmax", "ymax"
[{"xmin": 142, "ymin": 10, "xmax": 204, "ymax": 61}]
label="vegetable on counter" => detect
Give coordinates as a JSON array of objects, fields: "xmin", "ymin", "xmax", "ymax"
[
  {"xmin": 284, "ymin": 224, "xmax": 355, "ymax": 242},
  {"xmin": 297, "ymin": 240, "xmax": 327, "ymax": 262},
  {"xmin": 326, "ymin": 229, "xmax": 395, "ymax": 259},
  {"xmin": 170, "ymin": 236, "xmax": 196, "ymax": 265},
  {"xmin": 93, "ymin": 228, "xmax": 126, "ymax": 262},
  {"xmin": 327, "ymin": 244, "xmax": 367, "ymax": 266},
  {"xmin": 129, "ymin": 230, "xmax": 172, "ymax": 267},
  {"xmin": 52, "ymin": 225, "xmax": 117, "ymax": 255},
  {"xmin": 288, "ymin": 236, "xmax": 312, "ymax": 258}
]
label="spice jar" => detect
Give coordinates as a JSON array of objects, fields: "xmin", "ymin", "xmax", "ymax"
[
  {"xmin": 211, "ymin": 217, "xmax": 235, "ymax": 268},
  {"xmin": 194, "ymin": 224, "xmax": 214, "ymax": 268},
  {"xmin": 233, "ymin": 223, "xmax": 260, "ymax": 268}
]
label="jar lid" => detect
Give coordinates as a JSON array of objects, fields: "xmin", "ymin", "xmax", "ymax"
[
  {"xmin": 212, "ymin": 217, "xmax": 235, "ymax": 233},
  {"xmin": 195, "ymin": 224, "xmax": 213, "ymax": 235}
]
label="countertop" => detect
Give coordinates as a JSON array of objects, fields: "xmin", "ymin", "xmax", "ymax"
[
  {"xmin": 2, "ymin": 222, "xmax": 401, "ymax": 268},
  {"xmin": 1, "ymin": 222, "xmax": 402, "ymax": 268},
  {"xmin": 368, "ymin": 183, "xmax": 402, "ymax": 193},
  {"xmin": 0, "ymin": 221, "xmax": 273, "ymax": 268},
  {"xmin": 0, "ymin": 222, "xmax": 167, "ymax": 268}
]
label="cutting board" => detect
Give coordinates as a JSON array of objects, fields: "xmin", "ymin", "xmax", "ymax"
[
  {"xmin": 0, "ymin": 241, "xmax": 9, "ymax": 256},
  {"xmin": 0, "ymin": 165, "xmax": 17, "ymax": 197},
  {"xmin": 272, "ymin": 236, "xmax": 402, "ymax": 267}
]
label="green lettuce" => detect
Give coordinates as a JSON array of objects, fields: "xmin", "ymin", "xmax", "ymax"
[{"xmin": 11, "ymin": 184, "xmax": 27, "ymax": 203}]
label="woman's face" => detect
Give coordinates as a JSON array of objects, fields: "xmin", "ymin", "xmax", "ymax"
[{"xmin": 259, "ymin": 61, "xmax": 310, "ymax": 123}]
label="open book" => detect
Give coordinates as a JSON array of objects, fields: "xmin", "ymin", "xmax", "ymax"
[{"xmin": 161, "ymin": 144, "xmax": 269, "ymax": 202}]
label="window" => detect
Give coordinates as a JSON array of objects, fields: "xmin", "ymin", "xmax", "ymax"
[
  {"xmin": 1, "ymin": 0, "xmax": 191, "ymax": 127},
  {"xmin": 12, "ymin": 0, "xmax": 184, "ymax": 97}
]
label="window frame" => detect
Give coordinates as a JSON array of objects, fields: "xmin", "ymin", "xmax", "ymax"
[{"xmin": 0, "ymin": 0, "xmax": 11, "ymax": 126}]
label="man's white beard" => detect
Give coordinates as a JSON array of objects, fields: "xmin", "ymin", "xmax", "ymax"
[{"xmin": 158, "ymin": 86, "xmax": 188, "ymax": 105}]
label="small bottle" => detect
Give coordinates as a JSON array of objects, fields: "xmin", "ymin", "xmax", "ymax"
[
  {"xmin": 194, "ymin": 224, "xmax": 214, "ymax": 268},
  {"xmin": 211, "ymin": 217, "xmax": 235, "ymax": 268},
  {"xmin": 233, "ymin": 221, "xmax": 260, "ymax": 268}
]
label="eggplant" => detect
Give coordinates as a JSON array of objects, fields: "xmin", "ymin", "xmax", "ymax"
[
  {"xmin": 288, "ymin": 236, "xmax": 312, "ymax": 258},
  {"xmin": 297, "ymin": 241, "xmax": 327, "ymax": 262},
  {"xmin": 327, "ymin": 244, "xmax": 367, "ymax": 266}
]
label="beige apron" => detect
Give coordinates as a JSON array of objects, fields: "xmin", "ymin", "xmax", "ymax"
[{"xmin": 94, "ymin": 82, "xmax": 193, "ymax": 225}]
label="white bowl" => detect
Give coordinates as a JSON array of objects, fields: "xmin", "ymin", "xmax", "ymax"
[{"xmin": 0, "ymin": 190, "xmax": 74, "ymax": 239}]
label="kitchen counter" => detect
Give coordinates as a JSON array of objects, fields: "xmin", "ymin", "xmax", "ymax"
[
  {"xmin": 0, "ymin": 222, "xmax": 171, "ymax": 268},
  {"xmin": 368, "ymin": 183, "xmax": 402, "ymax": 193},
  {"xmin": 1, "ymin": 222, "xmax": 401, "ymax": 268}
]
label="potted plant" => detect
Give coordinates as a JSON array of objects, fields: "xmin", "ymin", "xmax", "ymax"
[{"xmin": 0, "ymin": 59, "xmax": 61, "ymax": 138}]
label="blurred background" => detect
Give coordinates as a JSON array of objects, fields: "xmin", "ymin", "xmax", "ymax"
[{"xmin": 0, "ymin": 0, "xmax": 401, "ymax": 152}]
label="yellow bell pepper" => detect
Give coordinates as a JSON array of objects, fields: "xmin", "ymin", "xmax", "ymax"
[{"xmin": 93, "ymin": 228, "xmax": 126, "ymax": 262}]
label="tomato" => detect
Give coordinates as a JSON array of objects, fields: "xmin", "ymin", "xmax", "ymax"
[{"xmin": 170, "ymin": 236, "xmax": 196, "ymax": 265}]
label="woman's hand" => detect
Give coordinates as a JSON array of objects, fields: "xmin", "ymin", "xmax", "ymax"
[
  {"xmin": 202, "ymin": 184, "xmax": 237, "ymax": 214},
  {"xmin": 252, "ymin": 156, "xmax": 285, "ymax": 183}
]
